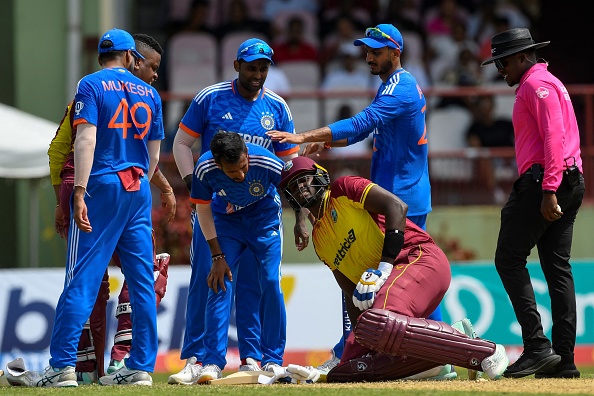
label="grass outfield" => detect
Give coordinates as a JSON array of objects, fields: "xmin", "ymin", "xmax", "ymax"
[{"xmin": 2, "ymin": 367, "xmax": 594, "ymax": 395}]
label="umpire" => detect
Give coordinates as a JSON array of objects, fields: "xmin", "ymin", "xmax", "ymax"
[{"xmin": 482, "ymin": 28, "xmax": 585, "ymax": 379}]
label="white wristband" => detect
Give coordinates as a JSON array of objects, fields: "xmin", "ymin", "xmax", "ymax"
[{"xmin": 378, "ymin": 261, "xmax": 394, "ymax": 275}]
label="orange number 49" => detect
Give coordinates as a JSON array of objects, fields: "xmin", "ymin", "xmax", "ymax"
[{"xmin": 108, "ymin": 99, "xmax": 152, "ymax": 139}]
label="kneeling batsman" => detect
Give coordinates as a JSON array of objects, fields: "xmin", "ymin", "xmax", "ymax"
[{"xmin": 279, "ymin": 156, "xmax": 510, "ymax": 382}]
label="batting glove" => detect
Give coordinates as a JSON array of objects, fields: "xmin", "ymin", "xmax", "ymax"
[{"xmin": 353, "ymin": 262, "xmax": 393, "ymax": 310}]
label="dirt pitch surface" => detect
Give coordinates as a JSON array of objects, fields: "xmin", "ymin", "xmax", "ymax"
[{"xmin": 320, "ymin": 378, "xmax": 594, "ymax": 394}]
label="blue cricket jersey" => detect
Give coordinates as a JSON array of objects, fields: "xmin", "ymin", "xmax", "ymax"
[
  {"xmin": 73, "ymin": 67, "xmax": 165, "ymax": 175},
  {"xmin": 328, "ymin": 68, "xmax": 431, "ymax": 216},
  {"xmin": 190, "ymin": 143, "xmax": 284, "ymax": 216},
  {"xmin": 179, "ymin": 79, "xmax": 299, "ymax": 157}
]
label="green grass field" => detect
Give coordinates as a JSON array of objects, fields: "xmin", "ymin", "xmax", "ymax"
[{"xmin": 2, "ymin": 367, "xmax": 594, "ymax": 395}]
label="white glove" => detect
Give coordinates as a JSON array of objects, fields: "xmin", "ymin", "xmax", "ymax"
[
  {"xmin": 353, "ymin": 262, "xmax": 393, "ymax": 310},
  {"xmin": 258, "ymin": 364, "xmax": 320, "ymax": 384},
  {"xmin": 286, "ymin": 364, "xmax": 320, "ymax": 383}
]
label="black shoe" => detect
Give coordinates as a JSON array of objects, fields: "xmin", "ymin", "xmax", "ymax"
[
  {"xmin": 535, "ymin": 362, "xmax": 580, "ymax": 378},
  {"xmin": 503, "ymin": 348, "xmax": 561, "ymax": 378}
]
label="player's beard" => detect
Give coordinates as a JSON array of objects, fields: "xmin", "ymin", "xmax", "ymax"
[
  {"xmin": 238, "ymin": 76, "xmax": 264, "ymax": 94},
  {"xmin": 370, "ymin": 58, "xmax": 393, "ymax": 76}
]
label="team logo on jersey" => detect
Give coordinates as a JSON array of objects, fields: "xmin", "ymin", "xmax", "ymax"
[
  {"xmin": 260, "ymin": 111, "xmax": 275, "ymax": 130},
  {"xmin": 249, "ymin": 180, "xmax": 265, "ymax": 196},
  {"xmin": 536, "ymin": 87, "xmax": 549, "ymax": 98},
  {"xmin": 283, "ymin": 161, "xmax": 294, "ymax": 171},
  {"xmin": 331, "ymin": 209, "xmax": 338, "ymax": 223},
  {"xmin": 74, "ymin": 101, "xmax": 84, "ymax": 116}
]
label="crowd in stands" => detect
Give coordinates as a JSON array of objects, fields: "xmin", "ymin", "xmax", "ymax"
[{"xmin": 135, "ymin": 0, "xmax": 541, "ymax": 156}]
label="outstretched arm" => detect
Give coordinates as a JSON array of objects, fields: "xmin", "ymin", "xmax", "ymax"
[{"xmin": 267, "ymin": 126, "xmax": 333, "ymax": 145}]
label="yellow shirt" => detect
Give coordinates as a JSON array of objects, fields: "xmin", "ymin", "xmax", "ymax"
[
  {"xmin": 312, "ymin": 176, "xmax": 433, "ymax": 284},
  {"xmin": 47, "ymin": 101, "xmax": 74, "ymax": 185}
]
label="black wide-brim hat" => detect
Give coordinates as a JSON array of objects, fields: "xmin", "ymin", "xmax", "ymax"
[{"xmin": 481, "ymin": 28, "xmax": 549, "ymax": 66}]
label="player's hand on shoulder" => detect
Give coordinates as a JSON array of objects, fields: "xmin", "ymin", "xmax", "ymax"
[
  {"xmin": 353, "ymin": 268, "xmax": 389, "ymax": 310},
  {"xmin": 266, "ymin": 130, "xmax": 304, "ymax": 144}
]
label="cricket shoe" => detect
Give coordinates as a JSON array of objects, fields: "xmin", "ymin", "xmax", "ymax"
[
  {"xmin": 37, "ymin": 366, "xmax": 78, "ymax": 387},
  {"xmin": 107, "ymin": 359, "xmax": 125, "ymax": 375},
  {"xmin": 316, "ymin": 350, "xmax": 341, "ymax": 382},
  {"xmin": 197, "ymin": 364, "xmax": 222, "ymax": 384},
  {"xmin": 481, "ymin": 344, "xmax": 509, "ymax": 380},
  {"xmin": 403, "ymin": 364, "xmax": 457, "ymax": 380},
  {"xmin": 239, "ymin": 357, "xmax": 260, "ymax": 371},
  {"xmin": 98, "ymin": 361, "xmax": 152, "ymax": 386},
  {"xmin": 452, "ymin": 318, "xmax": 483, "ymax": 380},
  {"xmin": 168, "ymin": 356, "xmax": 203, "ymax": 385},
  {"xmin": 4, "ymin": 358, "xmax": 41, "ymax": 387}
]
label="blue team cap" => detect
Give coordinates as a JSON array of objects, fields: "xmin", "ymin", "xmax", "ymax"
[
  {"xmin": 237, "ymin": 38, "xmax": 274, "ymax": 64},
  {"xmin": 98, "ymin": 28, "xmax": 144, "ymax": 59},
  {"xmin": 354, "ymin": 24, "xmax": 403, "ymax": 51}
]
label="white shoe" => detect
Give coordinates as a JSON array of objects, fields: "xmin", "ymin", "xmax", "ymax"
[
  {"xmin": 404, "ymin": 364, "xmax": 457, "ymax": 380},
  {"xmin": 239, "ymin": 357, "xmax": 260, "ymax": 372},
  {"xmin": 5, "ymin": 358, "xmax": 42, "ymax": 387},
  {"xmin": 168, "ymin": 356, "xmax": 202, "ymax": 385},
  {"xmin": 76, "ymin": 369, "xmax": 98, "ymax": 384},
  {"xmin": 316, "ymin": 350, "xmax": 341, "ymax": 382},
  {"xmin": 98, "ymin": 361, "xmax": 152, "ymax": 386},
  {"xmin": 262, "ymin": 362, "xmax": 282, "ymax": 372},
  {"xmin": 197, "ymin": 364, "xmax": 222, "ymax": 384},
  {"xmin": 37, "ymin": 366, "xmax": 78, "ymax": 387},
  {"xmin": 481, "ymin": 344, "xmax": 509, "ymax": 380},
  {"xmin": 452, "ymin": 318, "xmax": 483, "ymax": 380}
]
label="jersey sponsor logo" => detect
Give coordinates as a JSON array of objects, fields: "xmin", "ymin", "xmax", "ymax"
[
  {"xmin": 535, "ymin": 87, "xmax": 549, "ymax": 99},
  {"xmin": 74, "ymin": 101, "xmax": 84, "ymax": 116},
  {"xmin": 331, "ymin": 209, "xmax": 338, "ymax": 223},
  {"xmin": 333, "ymin": 229, "xmax": 356, "ymax": 268},
  {"xmin": 260, "ymin": 112, "xmax": 275, "ymax": 130},
  {"xmin": 222, "ymin": 112, "xmax": 233, "ymax": 120},
  {"xmin": 239, "ymin": 133, "xmax": 272, "ymax": 149},
  {"xmin": 101, "ymin": 80, "xmax": 155, "ymax": 98},
  {"xmin": 249, "ymin": 180, "xmax": 265, "ymax": 197}
]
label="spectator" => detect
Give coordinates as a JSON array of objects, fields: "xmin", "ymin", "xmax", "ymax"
[
  {"xmin": 321, "ymin": 43, "xmax": 374, "ymax": 91},
  {"xmin": 465, "ymin": 95, "xmax": 515, "ymax": 203},
  {"xmin": 176, "ymin": 0, "xmax": 216, "ymax": 36},
  {"xmin": 272, "ymin": 16, "xmax": 318, "ymax": 64},
  {"xmin": 320, "ymin": 15, "xmax": 362, "ymax": 68},
  {"xmin": 215, "ymin": 0, "xmax": 270, "ymax": 40}
]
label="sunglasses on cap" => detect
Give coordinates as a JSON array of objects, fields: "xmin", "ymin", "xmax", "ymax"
[
  {"xmin": 365, "ymin": 27, "xmax": 401, "ymax": 50},
  {"xmin": 239, "ymin": 42, "xmax": 274, "ymax": 58}
]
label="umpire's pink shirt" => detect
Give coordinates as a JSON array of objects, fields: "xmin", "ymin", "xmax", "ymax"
[{"xmin": 513, "ymin": 63, "xmax": 582, "ymax": 191}]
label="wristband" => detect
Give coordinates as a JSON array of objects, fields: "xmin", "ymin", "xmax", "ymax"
[
  {"xmin": 185, "ymin": 179, "xmax": 192, "ymax": 192},
  {"xmin": 212, "ymin": 253, "xmax": 225, "ymax": 262},
  {"xmin": 378, "ymin": 261, "xmax": 394, "ymax": 274},
  {"xmin": 382, "ymin": 229, "xmax": 404, "ymax": 261},
  {"xmin": 542, "ymin": 190, "xmax": 556, "ymax": 194},
  {"xmin": 161, "ymin": 190, "xmax": 174, "ymax": 195}
]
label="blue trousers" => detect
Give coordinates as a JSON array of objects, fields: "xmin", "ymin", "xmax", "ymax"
[
  {"xmin": 49, "ymin": 174, "xmax": 157, "ymax": 371},
  {"xmin": 180, "ymin": 211, "xmax": 263, "ymax": 362},
  {"xmin": 204, "ymin": 199, "xmax": 286, "ymax": 368}
]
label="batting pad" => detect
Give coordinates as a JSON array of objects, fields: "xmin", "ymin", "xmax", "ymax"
[{"xmin": 355, "ymin": 309, "xmax": 496, "ymax": 370}]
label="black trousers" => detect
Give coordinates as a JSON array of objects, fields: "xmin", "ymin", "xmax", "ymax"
[{"xmin": 494, "ymin": 170, "xmax": 585, "ymax": 363}]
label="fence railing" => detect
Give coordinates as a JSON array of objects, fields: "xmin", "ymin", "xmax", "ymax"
[{"xmin": 158, "ymin": 84, "xmax": 594, "ymax": 205}]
